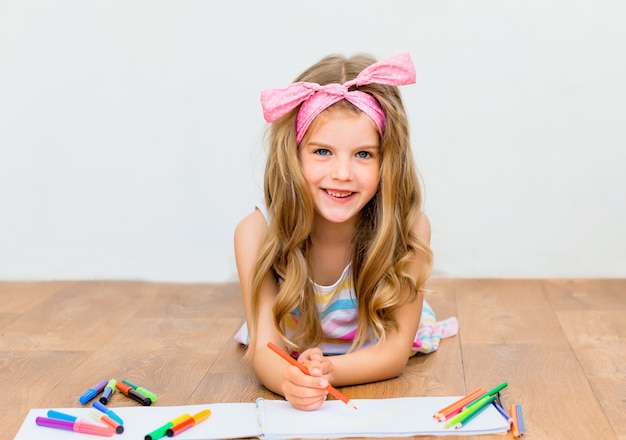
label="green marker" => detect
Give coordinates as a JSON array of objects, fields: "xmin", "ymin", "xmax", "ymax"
[
  {"xmin": 144, "ymin": 414, "xmax": 190, "ymax": 440},
  {"xmin": 122, "ymin": 380, "xmax": 158, "ymax": 403},
  {"xmin": 452, "ymin": 395, "xmax": 497, "ymax": 429},
  {"xmin": 444, "ymin": 394, "xmax": 496, "ymax": 429},
  {"xmin": 463, "ymin": 382, "xmax": 507, "ymax": 410}
]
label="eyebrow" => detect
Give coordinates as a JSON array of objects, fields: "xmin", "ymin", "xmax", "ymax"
[{"xmin": 305, "ymin": 141, "xmax": 379, "ymax": 150}]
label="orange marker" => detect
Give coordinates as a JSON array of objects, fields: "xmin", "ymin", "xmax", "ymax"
[
  {"xmin": 115, "ymin": 381, "xmax": 152, "ymax": 406},
  {"xmin": 89, "ymin": 409, "xmax": 124, "ymax": 434},
  {"xmin": 433, "ymin": 388, "xmax": 487, "ymax": 421},
  {"xmin": 267, "ymin": 341, "xmax": 358, "ymax": 410},
  {"xmin": 510, "ymin": 404, "xmax": 521, "ymax": 437},
  {"xmin": 166, "ymin": 409, "xmax": 211, "ymax": 437}
]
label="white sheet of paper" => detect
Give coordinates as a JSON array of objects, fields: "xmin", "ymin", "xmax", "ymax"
[{"xmin": 15, "ymin": 396, "xmax": 510, "ymax": 439}]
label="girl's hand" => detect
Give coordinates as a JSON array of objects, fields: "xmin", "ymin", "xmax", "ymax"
[{"xmin": 282, "ymin": 348, "xmax": 334, "ymax": 411}]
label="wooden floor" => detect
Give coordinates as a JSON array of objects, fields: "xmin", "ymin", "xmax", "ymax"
[{"xmin": 1, "ymin": 279, "xmax": 625, "ymax": 439}]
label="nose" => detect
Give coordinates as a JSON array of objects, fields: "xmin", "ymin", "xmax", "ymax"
[{"xmin": 330, "ymin": 156, "xmax": 353, "ymax": 181}]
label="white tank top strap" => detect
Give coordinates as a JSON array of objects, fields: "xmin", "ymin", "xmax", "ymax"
[{"xmin": 256, "ymin": 201, "xmax": 270, "ymax": 224}]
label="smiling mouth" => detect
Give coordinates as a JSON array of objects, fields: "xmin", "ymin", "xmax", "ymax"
[{"xmin": 325, "ymin": 189, "xmax": 353, "ymax": 198}]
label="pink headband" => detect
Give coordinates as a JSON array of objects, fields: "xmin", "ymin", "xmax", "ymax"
[{"xmin": 260, "ymin": 53, "xmax": 416, "ymax": 144}]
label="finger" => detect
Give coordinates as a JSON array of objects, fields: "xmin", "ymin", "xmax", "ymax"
[
  {"xmin": 286, "ymin": 365, "xmax": 328, "ymax": 388},
  {"xmin": 285, "ymin": 387, "xmax": 328, "ymax": 411},
  {"xmin": 289, "ymin": 396, "xmax": 328, "ymax": 411}
]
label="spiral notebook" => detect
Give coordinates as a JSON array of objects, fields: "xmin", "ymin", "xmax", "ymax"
[{"xmin": 16, "ymin": 396, "xmax": 511, "ymax": 439}]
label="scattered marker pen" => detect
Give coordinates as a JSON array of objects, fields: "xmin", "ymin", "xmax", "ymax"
[
  {"xmin": 99, "ymin": 379, "xmax": 117, "ymax": 405},
  {"xmin": 145, "ymin": 414, "xmax": 191, "ymax": 440},
  {"xmin": 492, "ymin": 400, "xmax": 513, "ymax": 424},
  {"xmin": 79, "ymin": 379, "xmax": 108, "ymax": 404},
  {"xmin": 47, "ymin": 410, "xmax": 81, "ymax": 422},
  {"xmin": 515, "ymin": 403, "xmax": 525, "ymax": 437},
  {"xmin": 47, "ymin": 410, "xmax": 109, "ymax": 428},
  {"xmin": 462, "ymin": 382, "xmax": 508, "ymax": 411},
  {"xmin": 116, "ymin": 381, "xmax": 152, "ymax": 406},
  {"xmin": 93, "ymin": 401, "xmax": 124, "ymax": 425},
  {"xmin": 453, "ymin": 395, "xmax": 497, "ymax": 429},
  {"xmin": 166, "ymin": 409, "xmax": 211, "ymax": 437},
  {"xmin": 122, "ymin": 380, "xmax": 158, "ymax": 402},
  {"xmin": 36, "ymin": 416, "xmax": 114, "ymax": 437},
  {"xmin": 90, "ymin": 408, "xmax": 125, "ymax": 434}
]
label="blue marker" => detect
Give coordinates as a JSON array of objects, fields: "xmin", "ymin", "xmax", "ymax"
[
  {"xmin": 99, "ymin": 379, "xmax": 117, "ymax": 404},
  {"xmin": 79, "ymin": 379, "xmax": 108, "ymax": 404},
  {"xmin": 47, "ymin": 410, "xmax": 79, "ymax": 422},
  {"xmin": 93, "ymin": 401, "xmax": 124, "ymax": 425}
]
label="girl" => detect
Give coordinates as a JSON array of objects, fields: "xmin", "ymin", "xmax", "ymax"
[{"xmin": 234, "ymin": 53, "xmax": 457, "ymax": 411}]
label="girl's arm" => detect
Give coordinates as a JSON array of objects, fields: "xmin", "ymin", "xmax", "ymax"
[{"xmin": 234, "ymin": 210, "xmax": 330, "ymax": 410}]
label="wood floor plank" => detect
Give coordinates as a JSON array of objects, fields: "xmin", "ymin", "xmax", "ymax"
[
  {"xmin": 0, "ymin": 351, "xmax": 91, "ymax": 409},
  {"xmin": 454, "ymin": 279, "xmax": 569, "ymax": 345},
  {"xmin": 0, "ymin": 281, "xmax": 74, "ymax": 314},
  {"xmin": 556, "ymin": 310, "xmax": 626, "ymax": 438},
  {"xmin": 1, "ymin": 283, "xmax": 142, "ymax": 351},
  {"xmin": 106, "ymin": 316, "xmax": 243, "ymax": 354},
  {"xmin": 543, "ymin": 279, "xmax": 626, "ymax": 311},
  {"xmin": 0, "ymin": 350, "xmax": 92, "ymax": 438},
  {"xmin": 138, "ymin": 282, "xmax": 242, "ymax": 319}
]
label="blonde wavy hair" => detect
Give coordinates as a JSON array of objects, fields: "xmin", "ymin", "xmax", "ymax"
[{"xmin": 249, "ymin": 53, "xmax": 433, "ymax": 354}]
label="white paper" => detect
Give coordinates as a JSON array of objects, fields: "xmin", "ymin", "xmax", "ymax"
[{"xmin": 15, "ymin": 397, "xmax": 510, "ymax": 439}]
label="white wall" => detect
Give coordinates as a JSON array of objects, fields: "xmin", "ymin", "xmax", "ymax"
[{"xmin": 1, "ymin": 1, "xmax": 624, "ymax": 282}]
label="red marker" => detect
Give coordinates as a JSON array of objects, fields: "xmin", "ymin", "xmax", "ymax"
[
  {"xmin": 166, "ymin": 409, "xmax": 211, "ymax": 437},
  {"xmin": 115, "ymin": 381, "xmax": 152, "ymax": 406}
]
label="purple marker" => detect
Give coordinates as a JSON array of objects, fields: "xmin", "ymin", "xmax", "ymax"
[
  {"xmin": 36, "ymin": 416, "xmax": 114, "ymax": 436},
  {"xmin": 79, "ymin": 379, "xmax": 108, "ymax": 404}
]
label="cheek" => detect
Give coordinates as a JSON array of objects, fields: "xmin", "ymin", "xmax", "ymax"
[
  {"xmin": 362, "ymin": 163, "xmax": 380, "ymax": 186},
  {"xmin": 301, "ymin": 161, "xmax": 325, "ymax": 184}
]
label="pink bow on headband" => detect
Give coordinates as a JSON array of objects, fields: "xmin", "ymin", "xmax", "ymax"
[{"xmin": 260, "ymin": 53, "xmax": 416, "ymax": 143}]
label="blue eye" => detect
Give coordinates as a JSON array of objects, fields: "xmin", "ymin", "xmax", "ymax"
[
  {"xmin": 314, "ymin": 148, "xmax": 331, "ymax": 156},
  {"xmin": 356, "ymin": 151, "xmax": 372, "ymax": 159}
]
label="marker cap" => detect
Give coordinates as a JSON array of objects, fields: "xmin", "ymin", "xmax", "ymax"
[{"xmin": 79, "ymin": 380, "xmax": 108, "ymax": 404}]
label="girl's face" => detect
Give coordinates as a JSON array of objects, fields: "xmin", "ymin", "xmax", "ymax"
[{"xmin": 299, "ymin": 107, "xmax": 380, "ymax": 226}]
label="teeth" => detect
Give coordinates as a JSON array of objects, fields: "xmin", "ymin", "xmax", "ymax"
[{"xmin": 327, "ymin": 190, "xmax": 353, "ymax": 198}]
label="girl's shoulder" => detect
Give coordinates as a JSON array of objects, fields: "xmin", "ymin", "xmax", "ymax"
[
  {"xmin": 235, "ymin": 208, "xmax": 268, "ymax": 241},
  {"xmin": 234, "ymin": 208, "xmax": 269, "ymax": 264}
]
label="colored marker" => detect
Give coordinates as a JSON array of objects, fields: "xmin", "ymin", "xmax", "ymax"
[
  {"xmin": 36, "ymin": 416, "xmax": 114, "ymax": 437},
  {"xmin": 99, "ymin": 379, "xmax": 117, "ymax": 404},
  {"xmin": 79, "ymin": 379, "xmax": 108, "ymax": 404},
  {"xmin": 510, "ymin": 404, "xmax": 521, "ymax": 437},
  {"xmin": 47, "ymin": 410, "xmax": 81, "ymax": 422},
  {"xmin": 492, "ymin": 400, "xmax": 513, "ymax": 424},
  {"xmin": 47, "ymin": 410, "xmax": 109, "ymax": 427},
  {"xmin": 443, "ymin": 394, "xmax": 495, "ymax": 429},
  {"xmin": 267, "ymin": 342, "xmax": 358, "ymax": 410},
  {"xmin": 93, "ymin": 401, "xmax": 124, "ymax": 425},
  {"xmin": 116, "ymin": 381, "xmax": 152, "ymax": 406},
  {"xmin": 90, "ymin": 408, "xmax": 125, "ymax": 434},
  {"xmin": 145, "ymin": 414, "xmax": 191, "ymax": 440},
  {"xmin": 122, "ymin": 380, "xmax": 158, "ymax": 402},
  {"xmin": 452, "ymin": 395, "xmax": 497, "ymax": 429},
  {"xmin": 462, "ymin": 382, "xmax": 508, "ymax": 410},
  {"xmin": 434, "ymin": 388, "xmax": 487, "ymax": 421},
  {"xmin": 166, "ymin": 409, "xmax": 211, "ymax": 437},
  {"xmin": 515, "ymin": 403, "xmax": 524, "ymax": 437}
]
